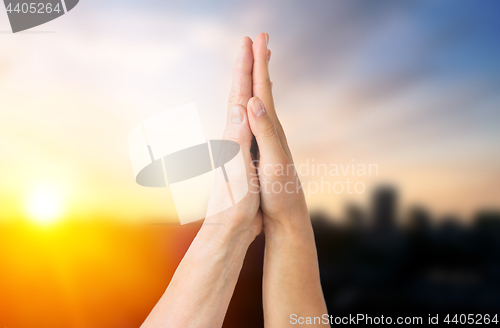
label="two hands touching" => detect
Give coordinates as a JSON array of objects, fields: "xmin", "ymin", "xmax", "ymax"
[
  {"xmin": 142, "ymin": 33, "xmax": 328, "ymax": 328},
  {"xmin": 205, "ymin": 32, "xmax": 308, "ymax": 245}
]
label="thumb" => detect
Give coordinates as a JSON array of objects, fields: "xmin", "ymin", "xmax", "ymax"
[
  {"xmin": 247, "ymin": 97, "xmax": 285, "ymax": 162},
  {"xmin": 220, "ymin": 104, "xmax": 257, "ymax": 196},
  {"xmin": 207, "ymin": 105, "xmax": 249, "ymax": 218}
]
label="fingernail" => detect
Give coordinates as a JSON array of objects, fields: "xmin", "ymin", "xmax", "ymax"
[
  {"xmin": 251, "ymin": 97, "xmax": 266, "ymax": 117},
  {"xmin": 230, "ymin": 106, "xmax": 243, "ymax": 124},
  {"xmin": 265, "ymin": 33, "xmax": 269, "ymax": 46}
]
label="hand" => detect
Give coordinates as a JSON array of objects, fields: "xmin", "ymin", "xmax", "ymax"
[
  {"xmin": 204, "ymin": 37, "xmax": 262, "ymax": 244},
  {"xmin": 247, "ymin": 34, "xmax": 328, "ymax": 328},
  {"xmin": 142, "ymin": 35, "xmax": 326, "ymax": 328},
  {"xmin": 246, "ymin": 33, "xmax": 309, "ymax": 234}
]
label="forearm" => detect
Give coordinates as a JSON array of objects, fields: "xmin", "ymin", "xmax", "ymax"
[
  {"xmin": 141, "ymin": 225, "xmax": 253, "ymax": 328},
  {"xmin": 263, "ymin": 214, "xmax": 329, "ymax": 327}
]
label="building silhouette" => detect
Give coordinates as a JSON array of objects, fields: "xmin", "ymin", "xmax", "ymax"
[{"xmin": 372, "ymin": 186, "xmax": 397, "ymax": 231}]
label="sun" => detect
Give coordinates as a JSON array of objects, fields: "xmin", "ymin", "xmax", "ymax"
[{"xmin": 25, "ymin": 183, "xmax": 65, "ymax": 225}]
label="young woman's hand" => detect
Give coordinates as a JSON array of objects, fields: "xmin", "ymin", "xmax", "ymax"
[
  {"xmin": 246, "ymin": 33, "xmax": 309, "ymax": 235},
  {"xmin": 247, "ymin": 33, "xmax": 329, "ymax": 328}
]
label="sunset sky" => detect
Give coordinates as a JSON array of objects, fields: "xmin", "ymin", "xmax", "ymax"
[
  {"xmin": 1, "ymin": 1, "xmax": 500, "ymax": 327},
  {"xmin": 1, "ymin": 0, "xmax": 499, "ymax": 225}
]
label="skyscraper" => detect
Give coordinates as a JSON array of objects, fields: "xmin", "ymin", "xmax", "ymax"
[{"xmin": 372, "ymin": 186, "xmax": 397, "ymax": 231}]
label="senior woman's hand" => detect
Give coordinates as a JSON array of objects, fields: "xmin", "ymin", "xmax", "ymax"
[
  {"xmin": 203, "ymin": 36, "xmax": 263, "ymax": 244},
  {"xmin": 141, "ymin": 37, "xmax": 262, "ymax": 328}
]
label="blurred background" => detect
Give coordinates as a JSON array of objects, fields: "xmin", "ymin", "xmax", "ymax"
[{"xmin": 1, "ymin": 0, "xmax": 499, "ymax": 327}]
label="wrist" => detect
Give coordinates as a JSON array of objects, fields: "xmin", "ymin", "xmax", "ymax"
[
  {"xmin": 263, "ymin": 209, "xmax": 312, "ymax": 241},
  {"xmin": 199, "ymin": 221, "xmax": 255, "ymax": 250}
]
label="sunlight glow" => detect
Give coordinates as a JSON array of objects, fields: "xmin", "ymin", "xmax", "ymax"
[{"xmin": 26, "ymin": 183, "xmax": 64, "ymax": 225}]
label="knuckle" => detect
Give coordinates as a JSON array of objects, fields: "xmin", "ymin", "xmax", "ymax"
[
  {"xmin": 253, "ymin": 78, "xmax": 272, "ymax": 88},
  {"xmin": 223, "ymin": 127, "xmax": 241, "ymax": 142},
  {"xmin": 228, "ymin": 93, "xmax": 243, "ymax": 107},
  {"xmin": 261, "ymin": 120, "xmax": 278, "ymax": 139}
]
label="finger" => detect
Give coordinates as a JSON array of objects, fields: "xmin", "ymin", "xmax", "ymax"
[
  {"xmin": 228, "ymin": 37, "xmax": 254, "ymax": 114},
  {"xmin": 222, "ymin": 104, "xmax": 260, "ymax": 195},
  {"xmin": 267, "ymin": 49, "xmax": 271, "ymax": 62},
  {"xmin": 247, "ymin": 97, "xmax": 286, "ymax": 163},
  {"xmin": 224, "ymin": 38, "xmax": 255, "ymax": 172},
  {"xmin": 252, "ymin": 33, "xmax": 272, "ymax": 107},
  {"xmin": 252, "ymin": 33, "xmax": 292, "ymax": 159}
]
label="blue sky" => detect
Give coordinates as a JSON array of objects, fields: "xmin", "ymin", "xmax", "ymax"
[{"xmin": 1, "ymin": 0, "xmax": 499, "ymax": 221}]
